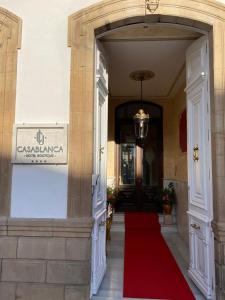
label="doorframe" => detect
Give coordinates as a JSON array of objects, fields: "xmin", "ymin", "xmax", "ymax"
[
  {"xmin": 68, "ymin": 0, "xmax": 225, "ymax": 297},
  {"xmin": 0, "ymin": 8, "xmax": 22, "ymax": 217}
]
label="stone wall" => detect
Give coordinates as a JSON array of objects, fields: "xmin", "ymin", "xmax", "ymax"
[{"xmin": 0, "ymin": 218, "xmax": 92, "ymax": 300}]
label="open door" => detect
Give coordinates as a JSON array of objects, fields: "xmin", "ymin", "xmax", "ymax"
[
  {"xmin": 186, "ymin": 36, "xmax": 215, "ymax": 299},
  {"xmin": 91, "ymin": 41, "xmax": 108, "ymax": 296}
]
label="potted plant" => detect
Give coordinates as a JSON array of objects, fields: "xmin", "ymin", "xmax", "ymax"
[
  {"xmin": 107, "ymin": 186, "xmax": 117, "ymax": 208},
  {"xmin": 161, "ymin": 182, "xmax": 176, "ymax": 214},
  {"xmin": 106, "ymin": 186, "xmax": 118, "ymax": 241}
]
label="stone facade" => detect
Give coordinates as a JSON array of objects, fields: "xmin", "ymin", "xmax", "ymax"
[
  {"xmin": 1, "ymin": 0, "xmax": 225, "ymax": 299},
  {"xmin": 0, "ymin": 218, "xmax": 92, "ymax": 300}
]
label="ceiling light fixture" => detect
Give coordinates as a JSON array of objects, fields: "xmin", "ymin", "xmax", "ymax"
[
  {"xmin": 129, "ymin": 70, "xmax": 155, "ymax": 140},
  {"xmin": 130, "ymin": 70, "xmax": 155, "ymax": 140}
]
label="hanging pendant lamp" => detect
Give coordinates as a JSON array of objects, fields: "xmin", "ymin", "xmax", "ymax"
[{"xmin": 129, "ymin": 70, "xmax": 155, "ymax": 139}]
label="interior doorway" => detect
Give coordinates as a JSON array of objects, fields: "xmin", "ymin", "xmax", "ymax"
[
  {"xmin": 115, "ymin": 101, "xmax": 163, "ymax": 212},
  {"xmin": 91, "ymin": 22, "xmax": 215, "ymax": 299}
]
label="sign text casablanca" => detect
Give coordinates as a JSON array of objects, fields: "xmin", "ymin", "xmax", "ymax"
[{"xmin": 12, "ymin": 124, "xmax": 68, "ymax": 164}]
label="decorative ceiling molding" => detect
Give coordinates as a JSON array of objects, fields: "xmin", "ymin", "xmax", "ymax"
[{"xmin": 108, "ymin": 63, "xmax": 186, "ymax": 100}]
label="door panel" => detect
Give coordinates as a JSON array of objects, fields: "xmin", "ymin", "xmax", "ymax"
[
  {"xmin": 186, "ymin": 36, "xmax": 215, "ymax": 299},
  {"xmin": 188, "ymin": 84, "xmax": 206, "ymax": 209},
  {"xmin": 91, "ymin": 41, "xmax": 108, "ymax": 295},
  {"xmin": 120, "ymin": 143, "xmax": 136, "ymax": 185}
]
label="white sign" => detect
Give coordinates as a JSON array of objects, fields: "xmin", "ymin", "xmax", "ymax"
[{"xmin": 12, "ymin": 124, "xmax": 68, "ymax": 164}]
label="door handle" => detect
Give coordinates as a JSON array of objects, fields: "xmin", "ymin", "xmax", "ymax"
[
  {"xmin": 193, "ymin": 145, "xmax": 199, "ymax": 162},
  {"xmin": 190, "ymin": 223, "xmax": 200, "ymax": 230}
]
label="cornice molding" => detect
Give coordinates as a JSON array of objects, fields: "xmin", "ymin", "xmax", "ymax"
[
  {"xmin": 0, "ymin": 7, "xmax": 22, "ymax": 49},
  {"xmin": 68, "ymin": 0, "xmax": 222, "ymax": 47}
]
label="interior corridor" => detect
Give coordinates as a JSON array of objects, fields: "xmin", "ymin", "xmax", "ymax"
[{"xmin": 92, "ymin": 214, "xmax": 206, "ymax": 300}]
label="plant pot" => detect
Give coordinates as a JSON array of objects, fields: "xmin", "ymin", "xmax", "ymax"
[{"xmin": 163, "ymin": 204, "xmax": 172, "ymax": 215}]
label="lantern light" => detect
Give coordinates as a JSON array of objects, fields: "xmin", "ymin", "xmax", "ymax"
[{"xmin": 129, "ymin": 70, "xmax": 155, "ymax": 140}]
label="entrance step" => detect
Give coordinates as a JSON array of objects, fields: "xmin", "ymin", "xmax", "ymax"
[
  {"xmin": 111, "ymin": 213, "xmax": 125, "ymax": 232},
  {"xmin": 111, "ymin": 213, "xmax": 177, "ymax": 233},
  {"xmin": 92, "ymin": 297, "xmax": 118, "ymax": 300},
  {"xmin": 92, "ymin": 297, "xmax": 155, "ymax": 300},
  {"xmin": 159, "ymin": 213, "xmax": 178, "ymax": 233}
]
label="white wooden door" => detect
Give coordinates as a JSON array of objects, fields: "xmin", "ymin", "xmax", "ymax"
[
  {"xmin": 186, "ymin": 36, "xmax": 215, "ymax": 299},
  {"xmin": 91, "ymin": 41, "xmax": 108, "ymax": 296}
]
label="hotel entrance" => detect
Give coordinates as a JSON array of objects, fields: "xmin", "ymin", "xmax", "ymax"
[
  {"xmin": 91, "ymin": 20, "xmax": 215, "ymax": 299},
  {"xmin": 67, "ymin": 1, "xmax": 225, "ymax": 298}
]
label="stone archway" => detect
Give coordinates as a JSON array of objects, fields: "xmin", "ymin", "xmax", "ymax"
[
  {"xmin": 68, "ymin": 0, "xmax": 225, "ymax": 297},
  {"xmin": 0, "ymin": 8, "xmax": 22, "ymax": 216}
]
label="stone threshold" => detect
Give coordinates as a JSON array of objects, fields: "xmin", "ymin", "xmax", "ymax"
[{"xmin": 111, "ymin": 213, "xmax": 177, "ymax": 233}]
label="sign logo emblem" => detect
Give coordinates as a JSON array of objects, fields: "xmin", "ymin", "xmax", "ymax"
[
  {"xmin": 146, "ymin": 0, "xmax": 160, "ymax": 13},
  {"xmin": 34, "ymin": 129, "xmax": 46, "ymax": 145}
]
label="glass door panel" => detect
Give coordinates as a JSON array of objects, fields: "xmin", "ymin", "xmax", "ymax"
[
  {"xmin": 142, "ymin": 121, "xmax": 162, "ymax": 186},
  {"xmin": 120, "ymin": 143, "xmax": 135, "ymax": 185}
]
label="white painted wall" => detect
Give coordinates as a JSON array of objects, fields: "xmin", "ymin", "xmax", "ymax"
[
  {"xmin": 0, "ymin": 0, "xmax": 100, "ymax": 218},
  {"xmin": 11, "ymin": 165, "xmax": 68, "ymax": 218}
]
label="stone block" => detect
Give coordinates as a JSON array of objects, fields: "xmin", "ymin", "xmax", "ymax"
[
  {"xmin": 16, "ymin": 283, "xmax": 64, "ymax": 300},
  {"xmin": 163, "ymin": 214, "xmax": 173, "ymax": 225},
  {"xmin": 18, "ymin": 237, "xmax": 66, "ymax": 260},
  {"xmin": 47, "ymin": 261, "xmax": 90, "ymax": 284},
  {"xmin": 0, "ymin": 283, "xmax": 16, "ymax": 300},
  {"xmin": 0, "ymin": 237, "xmax": 17, "ymax": 258},
  {"xmin": 65, "ymin": 285, "xmax": 89, "ymax": 300},
  {"xmin": 221, "ymin": 265, "xmax": 225, "ymax": 290},
  {"xmin": 214, "ymin": 239, "xmax": 222, "ymax": 264},
  {"xmin": 66, "ymin": 238, "xmax": 91, "ymax": 260},
  {"xmin": 2, "ymin": 259, "xmax": 46, "ymax": 282},
  {"xmin": 215, "ymin": 262, "xmax": 222, "ymax": 289},
  {"xmin": 216, "ymin": 287, "xmax": 225, "ymax": 300}
]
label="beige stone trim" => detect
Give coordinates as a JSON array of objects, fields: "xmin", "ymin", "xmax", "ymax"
[
  {"xmin": 67, "ymin": 2, "xmax": 225, "ymax": 295},
  {"xmin": 67, "ymin": 0, "xmax": 224, "ymax": 222},
  {"xmin": 0, "ymin": 7, "xmax": 22, "ymax": 49},
  {"xmin": 0, "ymin": 8, "xmax": 22, "ymax": 216},
  {"xmin": 0, "ymin": 217, "xmax": 93, "ymax": 237}
]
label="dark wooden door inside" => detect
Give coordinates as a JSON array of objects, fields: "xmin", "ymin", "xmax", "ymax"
[{"xmin": 115, "ymin": 101, "xmax": 163, "ymax": 212}]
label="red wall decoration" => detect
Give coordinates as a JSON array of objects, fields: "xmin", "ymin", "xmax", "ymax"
[{"xmin": 179, "ymin": 109, "xmax": 187, "ymax": 152}]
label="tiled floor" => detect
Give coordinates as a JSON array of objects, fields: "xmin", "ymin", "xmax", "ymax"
[{"xmin": 92, "ymin": 214, "xmax": 206, "ymax": 300}]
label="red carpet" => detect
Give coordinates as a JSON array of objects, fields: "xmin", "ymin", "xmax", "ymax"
[{"xmin": 123, "ymin": 212, "xmax": 195, "ymax": 300}]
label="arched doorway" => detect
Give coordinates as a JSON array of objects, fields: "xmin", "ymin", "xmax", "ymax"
[
  {"xmin": 115, "ymin": 101, "xmax": 163, "ymax": 212},
  {"xmin": 100, "ymin": 26, "xmax": 214, "ymax": 297},
  {"xmin": 68, "ymin": 1, "xmax": 225, "ymax": 298}
]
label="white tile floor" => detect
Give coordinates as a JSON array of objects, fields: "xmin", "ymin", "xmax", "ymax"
[{"xmin": 92, "ymin": 214, "xmax": 206, "ymax": 300}]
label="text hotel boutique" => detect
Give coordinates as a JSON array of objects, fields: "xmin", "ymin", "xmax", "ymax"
[{"xmin": 1, "ymin": 0, "xmax": 225, "ymax": 299}]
